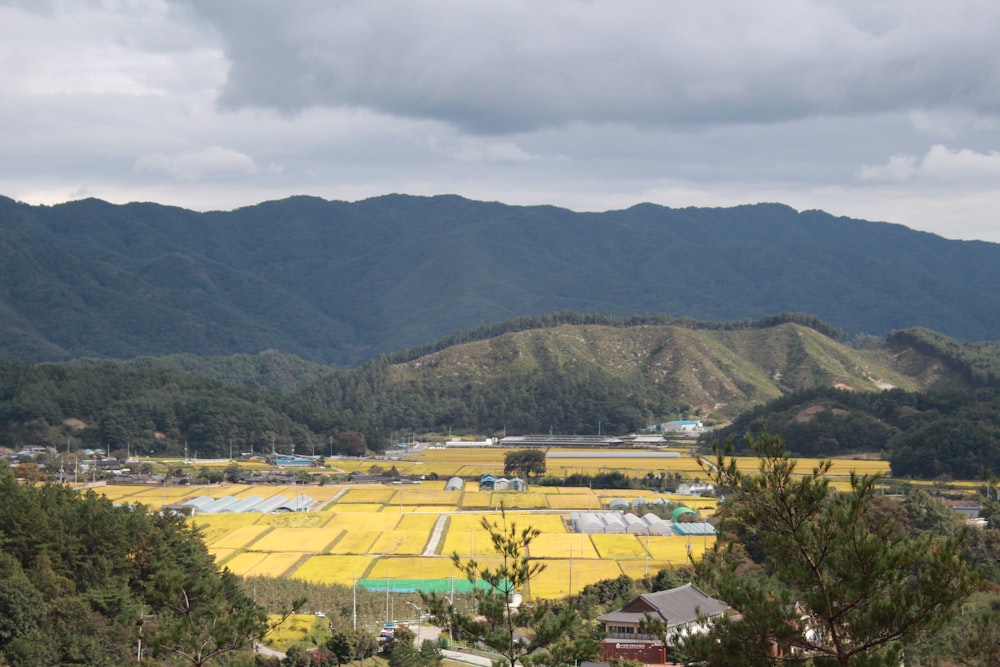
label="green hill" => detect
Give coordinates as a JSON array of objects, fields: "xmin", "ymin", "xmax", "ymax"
[{"xmin": 3, "ymin": 194, "xmax": 1000, "ymax": 364}]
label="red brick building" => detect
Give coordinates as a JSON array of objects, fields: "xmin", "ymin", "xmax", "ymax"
[{"xmin": 597, "ymin": 584, "xmax": 730, "ymax": 664}]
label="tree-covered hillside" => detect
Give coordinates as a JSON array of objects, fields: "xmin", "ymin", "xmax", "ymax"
[
  {"xmin": 0, "ymin": 461, "xmax": 267, "ymax": 665},
  {"xmin": 0, "ymin": 359, "xmax": 377, "ymax": 459},
  {"xmin": 703, "ymin": 328, "xmax": 1000, "ymax": 479},
  {"xmin": 3, "ymin": 194, "xmax": 1000, "ymax": 364},
  {"xmin": 2, "ymin": 316, "xmax": 997, "ymax": 476}
]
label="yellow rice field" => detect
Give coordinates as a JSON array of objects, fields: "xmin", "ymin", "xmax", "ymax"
[
  {"xmin": 328, "ymin": 530, "xmax": 381, "ymax": 554},
  {"xmin": 247, "ymin": 552, "xmax": 308, "ymax": 577},
  {"xmin": 369, "ymin": 531, "xmax": 430, "ymax": 555},
  {"xmin": 191, "ymin": 514, "xmax": 262, "ymax": 544},
  {"xmin": 590, "ymin": 534, "xmax": 649, "ymax": 559},
  {"xmin": 397, "ymin": 514, "xmax": 440, "ymax": 531},
  {"xmin": 528, "ymin": 533, "xmax": 600, "ymax": 559},
  {"xmin": 529, "ymin": 558, "xmax": 624, "ymax": 599},
  {"xmin": 617, "ymin": 559, "xmax": 676, "ymax": 580},
  {"xmin": 256, "ymin": 512, "xmax": 329, "ymax": 528},
  {"xmin": 395, "ymin": 489, "xmax": 461, "ymax": 505},
  {"xmin": 253, "ymin": 527, "xmax": 344, "ymax": 553},
  {"xmin": 366, "ymin": 557, "xmax": 458, "ymax": 580},
  {"xmin": 325, "ymin": 502, "xmax": 386, "ymax": 513},
  {"xmin": 264, "ymin": 614, "xmax": 322, "ymax": 649},
  {"xmin": 326, "ymin": 512, "xmax": 401, "ymax": 531},
  {"xmin": 292, "ymin": 555, "xmax": 375, "ymax": 585},
  {"xmin": 645, "ymin": 535, "xmax": 717, "ymax": 562},
  {"xmin": 338, "ymin": 487, "xmax": 398, "ymax": 503},
  {"xmin": 89, "ymin": 448, "xmax": 905, "ymax": 602},
  {"xmin": 546, "ymin": 493, "xmax": 598, "ymax": 509},
  {"xmin": 224, "ymin": 551, "xmax": 270, "ymax": 576},
  {"xmin": 205, "ymin": 524, "xmax": 273, "ymax": 550}
]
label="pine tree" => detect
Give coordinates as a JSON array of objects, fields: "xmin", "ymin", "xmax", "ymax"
[{"xmin": 681, "ymin": 427, "xmax": 973, "ymax": 666}]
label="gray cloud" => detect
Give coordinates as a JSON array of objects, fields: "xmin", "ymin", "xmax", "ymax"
[
  {"xmin": 196, "ymin": 1, "xmax": 1000, "ymax": 133},
  {"xmin": 1, "ymin": 0, "xmax": 1000, "ymax": 243}
]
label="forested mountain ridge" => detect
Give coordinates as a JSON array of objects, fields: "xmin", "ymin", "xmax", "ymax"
[
  {"xmin": 3, "ymin": 193, "xmax": 1000, "ymax": 365},
  {"xmin": 2, "ymin": 315, "xmax": 998, "ymax": 476},
  {"xmin": 303, "ymin": 319, "xmax": 984, "ymax": 432}
]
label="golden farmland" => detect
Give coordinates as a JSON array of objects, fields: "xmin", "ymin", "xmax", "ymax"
[{"xmin": 94, "ymin": 447, "xmax": 895, "ymax": 600}]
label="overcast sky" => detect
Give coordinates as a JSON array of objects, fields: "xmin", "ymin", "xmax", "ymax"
[{"xmin": 3, "ymin": 1, "xmax": 1000, "ymax": 242}]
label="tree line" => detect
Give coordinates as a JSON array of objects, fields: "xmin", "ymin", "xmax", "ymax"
[
  {"xmin": 0, "ymin": 359, "xmax": 380, "ymax": 459},
  {"xmin": 704, "ymin": 385, "xmax": 1000, "ymax": 480}
]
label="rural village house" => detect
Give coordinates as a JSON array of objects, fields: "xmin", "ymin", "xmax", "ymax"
[{"xmin": 597, "ymin": 583, "xmax": 731, "ymax": 664}]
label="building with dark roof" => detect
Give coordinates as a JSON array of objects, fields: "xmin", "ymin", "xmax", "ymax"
[{"xmin": 597, "ymin": 583, "xmax": 730, "ymax": 663}]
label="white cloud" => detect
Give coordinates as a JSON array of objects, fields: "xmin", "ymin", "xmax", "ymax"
[
  {"xmin": 858, "ymin": 154, "xmax": 919, "ymax": 182},
  {"xmin": 920, "ymin": 145, "xmax": 1000, "ymax": 182},
  {"xmin": 133, "ymin": 147, "xmax": 257, "ymax": 181},
  {"xmin": 860, "ymin": 145, "xmax": 1000, "ymax": 184}
]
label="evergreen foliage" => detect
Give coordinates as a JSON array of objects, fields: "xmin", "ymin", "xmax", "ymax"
[
  {"xmin": 708, "ymin": 386, "xmax": 1000, "ymax": 479},
  {"xmin": 4, "ymin": 194, "xmax": 1000, "ymax": 365},
  {"xmin": 0, "ymin": 460, "xmax": 268, "ymax": 665},
  {"xmin": 682, "ymin": 427, "xmax": 973, "ymax": 666},
  {"xmin": 422, "ymin": 509, "xmax": 599, "ymax": 667}
]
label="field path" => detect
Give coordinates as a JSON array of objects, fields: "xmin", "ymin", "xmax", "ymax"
[{"xmin": 423, "ymin": 514, "xmax": 448, "ymax": 556}]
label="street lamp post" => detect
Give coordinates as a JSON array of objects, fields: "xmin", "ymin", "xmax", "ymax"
[{"xmin": 404, "ymin": 601, "xmax": 421, "ymax": 642}]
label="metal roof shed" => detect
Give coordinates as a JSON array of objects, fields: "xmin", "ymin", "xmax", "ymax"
[
  {"xmin": 223, "ymin": 495, "xmax": 264, "ymax": 513},
  {"xmin": 250, "ymin": 495, "xmax": 289, "ymax": 513}
]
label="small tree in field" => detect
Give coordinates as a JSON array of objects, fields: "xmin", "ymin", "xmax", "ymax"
[
  {"xmin": 422, "ymin": 507, "xmax": 596, "ymax": 667},
  {"xmin": 681, "ymin": 426, "xmax": 973, "ymax": 666},
  {"xmin": 503, "ymin": 449, "xmax": 546, "ymax": 480}
]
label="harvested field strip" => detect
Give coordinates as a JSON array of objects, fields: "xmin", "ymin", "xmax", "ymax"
[
  {"xmin": 207, "ymin": 524, "xmax": 274, "ymax": 550},
  {"xmin": 209, "ymin": 548, "xmax": 236, "ymax": 565},
  {"xmin": 381, "ymin": 505, "xmax": 458, "ymax": 513},
  {"xmin": 326, "ymin": 512, "xmax": 400, "ymax": 531},
  {"xmin": 95, "ymin": 486, "xmax": 147, "ymax": 501},
  {"xmin": 396, "ymin": 490, "xmax": 461, "ymax": 505},
  {"xmin": 459, "ymin": 492, "xmax": 495, "ymax": 509},
  {"xmin": 338, "ymin": 488, "xmax": 398, "ymax": 503},
  {"xmin": 326, "ymin": 502, "xmax": 386, "ymax": 512},
  {"xmin": 329, "ymin": 530, "xmax": 382, "ymax": 554},
  {"xmin": 230, "ymin": 485, "xmax": 290, "ymax": 499},
  {"xmin": 441, "ymin": 525, "xmax": 498, "ymax": 558},
  {"xmin": 455, "ymin": 464, "xmax": 495, "ymax": 477},
  {"xmin": 264, "ymin": 614, "xmax": 321, "ymax": 649},
  {"xmin": 253, "ymin": 527, "xmax": 343, "ymax": 553},
  {"xmin": 528, "ymin": 533, "xmax": 599, "ymax": 559},
  {"xmin": 120, "ymin": 487, "xmax": 190, "ymax": 503},
  {"xmin": 292, "ymin": 555, "xmax": 375, "ymax": 585},
  {"xmin": 529, "ymin": 558, "xmax": 623, "ymax": 599},
  {"xmin": 416, "ymin": 449, "xmax": 504, "ymax": 464},
  {"xmin": 370, "ymin": 530, "xmax": 430, "ymax": 555},
  {"xmin": 645, "ymin": 535, "xmax": 716, "ymax": 561},
  {"xmin": 545, "ymin": 494, "xmax": 596, "ymax": 509},
  {"xmin": 490, "ymin": 493, "xmax": 549, "ymax": 509},
  {"xmin": 416, "ymin": 480, "xmax": 448, "ymax": 490},
  {"xmin": 448, "ymin": 512, "xmax": 568, "ymax": 534},
  {"xmin": 257, "ymin": 512, "xmax": 328, "ymax": 528},
  {"xmin": 224, "ymin": 551, "xmax": 269, "ymax": 576},
  {"xmin": 590, "ymin": 535, "xmax": 647, "ymax": 559},
  {"xmin": 366, "ymin": 556, "xmax": 459, "ymax": 581},
  {"xmin": 545, "ymin": 460, "xmax": 706, "ymax": 478},
  {"xmin": 617, "ymin": 559, "xmax": 675, "ymax": 580},
  {"xmin": 397, "ymin": 514, "xmax": 440, "ymax": 531},
  {"xmin": 231, "ymin": 552, "xmax": 307, "ymax": 578},
  {"xmin": 189, "ymin": 516, "xmax": 258, "ymax": 545}
]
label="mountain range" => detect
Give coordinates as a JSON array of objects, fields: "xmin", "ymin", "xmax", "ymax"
[{"xmin": 2, "ymin": 194, "xmax": 1000, "ymax": 365}]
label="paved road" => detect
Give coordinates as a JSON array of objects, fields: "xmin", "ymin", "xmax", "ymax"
[{"xmin": 441, "ymin": 648, "xmax": 497, "ymax": 667}]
